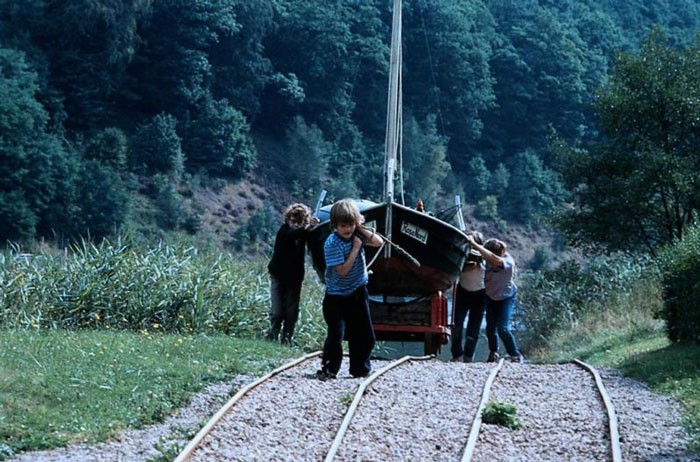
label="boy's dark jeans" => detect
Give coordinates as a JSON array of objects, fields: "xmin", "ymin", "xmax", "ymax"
[
  {"xmin": 451, "ymin": 286, "xmax": 486, "ymax": 360},
  {"xmin": 321, "ymin": 286, "xmax": 375, "ymax": 377},
  {"xmin": 267, "ymin": 275, "xmax": 302, "ymax": 343}
]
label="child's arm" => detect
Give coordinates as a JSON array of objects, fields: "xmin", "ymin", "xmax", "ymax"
[
  {"xmin": 355, "ymin": 226, "xmax": 384, "ymax": 248},
  {"xmin": 467, "ymin": 236, "xmax": 504, "ymax": 269},
  {"xmin": 334, "ymin": 236, "xmax": 364, "ymax": 277}
]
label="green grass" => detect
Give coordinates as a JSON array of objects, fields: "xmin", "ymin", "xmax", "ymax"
[
  {"xmin": 0, "ymin": 329, "xmax": 297, "ymax": 456},
  {"xmin": 618, "ymin": 341, "xmax": 700, "ymax": 452}
]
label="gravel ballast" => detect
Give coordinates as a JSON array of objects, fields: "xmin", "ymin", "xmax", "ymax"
[{"xmin": 7, "ymin": 358, "xmax": 696, "ymax": 462}]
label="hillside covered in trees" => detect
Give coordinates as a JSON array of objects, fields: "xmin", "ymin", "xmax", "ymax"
[{"xmin": 2, "ymin": 0, "xmax": 699, "ymax": 253}]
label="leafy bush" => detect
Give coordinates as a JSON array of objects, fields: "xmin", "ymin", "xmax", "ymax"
[
  {"xmin": 71, "ymin": 160, "xmax": 130, "ymax": 240},
  {"xmin": 482, "ymin": 400, "xmax": 521, "ymax": 430},
  {"xmin": 474, "ymin": 195, "xmax": 499, "ymax": 221},
  {"xmin": 281, "ymin": 116, "xmax": 331, "ymax": 198},
  {"xmin": 232, "ymin": 202, "xmax": 278, "ymax": 252},
  {"xmin": 517, "ymin": 254, "xmax": 652, "ymax": 351},
  {"xmin": 528, "ymin": 245, "xmax": 552, "ymax": 272},
  {"xmin": 658, "ymin": 224, "xmax": 700, "ymax": 342},
  {"xmin": 153, "ymin": 175, "xmax": 183, "ymax": 230},
  {"xmin": 130, "ymin": 113, "xmax": 184, "ymax": 177}
]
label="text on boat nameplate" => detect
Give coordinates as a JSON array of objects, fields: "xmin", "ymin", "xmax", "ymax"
[{"xmin": 401, "ymin": 221, "xmax": 428, "ymax": 244}]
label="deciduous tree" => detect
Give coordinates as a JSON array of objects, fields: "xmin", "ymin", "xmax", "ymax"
[{"xmin": 554, "ymin": 29, "xmax": 700, "ymax": 253}]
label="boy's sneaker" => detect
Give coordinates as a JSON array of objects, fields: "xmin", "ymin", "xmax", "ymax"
[
  {"xmin": 487, "ymin": 351, "xmax": 500, "ymax": 363},
  {"xmin": 315, "ymin": 369, "xmax": 336, "ymax": 381},
  {"xmin": 509, "ymin": 354, "xmax": 524, "ymax": 363},
  {"xmin": 450, "ymin": 356, "xmax": 462, "ymax": 362},
  {"xmin": 463, "ymin": 356, "xmax": 473, "ymax": 363},
  {"xmin": 351, "ymin": 369, "xmax": 372, "ymax": 378}
]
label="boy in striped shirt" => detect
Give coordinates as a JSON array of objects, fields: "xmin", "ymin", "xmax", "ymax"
[{"xmin": 316, "ymin": 199, "xmax": 384, "ymax": 380}]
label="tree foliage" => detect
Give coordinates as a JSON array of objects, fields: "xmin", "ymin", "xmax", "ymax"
[
  {"xmin": 281, "ymin": 117, "xmax": 331, "ymax": 199},
  {"xmin": 401, "ymin": 114, "xmax": 450, "ymax": 208},
  {"xmin": 182, "ymin": 97, "xmax": 256, "ymax": 178},
  {"xmin": 0, "ymin": 48, "xmax": 71, "ymax": 240},
  {"xmin": 555, "ymin": 29, "xmax": 700, "ymax": 253},
  {"xmin": 130, "ymin": 113, "xmax": 184, "ymax": 177},
  {"xmin": 1, "ymin": 0, "xmax": 700, "ymax": 244},
  {"xmin": 659, "ymin": 223, "xmax": 700, "ymax": 342}
]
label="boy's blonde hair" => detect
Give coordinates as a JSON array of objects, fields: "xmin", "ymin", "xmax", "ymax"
[
  {"xmin": 330, "ymin": 199, "xmax": 364, "ymax": 229},
  {"xmin": 284, "ymin": 203, "xmax": 311, "ymax": 228}
]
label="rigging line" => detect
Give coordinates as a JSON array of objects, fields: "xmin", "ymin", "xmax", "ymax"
[
  {"xmin": 398, "ymin": 56, "xmax": 406, "ymax": 206},
  {"xmin": 373, "ymin": 228, "xmax": 421, "ymax": 268},
  {"xmin": 360, "ymin": 226, "xmax": 421, "ymax": 268},
  {"xmin": 417, "ymin": 0, "xmax": 447, "ymax": 137}
]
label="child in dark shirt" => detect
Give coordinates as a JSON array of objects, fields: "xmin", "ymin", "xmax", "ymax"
[{"xmin": 266, "ymin": 203, "xmax": 319, "ymax": 345}]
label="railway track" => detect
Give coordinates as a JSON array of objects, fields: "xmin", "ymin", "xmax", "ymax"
[{"xmin": 174, "ymin": 353, "xmax": 622, "ymax": 462}]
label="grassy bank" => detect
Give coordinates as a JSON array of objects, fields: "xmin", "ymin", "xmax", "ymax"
[
  {"xmin": 0, "ymin": 329, "xmax": 297, "ymax": 458},
  {"xmin": 1, "ymin": 244, "xmax": 698, "ymax": 458},
  {"xmin": 532, "ymin": 308, "xmax": 700, "ymax": 452}
]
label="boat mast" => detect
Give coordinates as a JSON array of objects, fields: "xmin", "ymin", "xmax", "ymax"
[
  {"xmin": 383, "ymin": 0, "xmax": 402, "ymax": 259},
  {"xmin": 384, "ymin": 0, "xmax": 402, "ymax": 204}
]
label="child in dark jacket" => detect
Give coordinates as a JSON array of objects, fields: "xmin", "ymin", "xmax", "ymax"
[{"xmin": 266, "ymin": 203, "xmax": 319, "ymax": 345}]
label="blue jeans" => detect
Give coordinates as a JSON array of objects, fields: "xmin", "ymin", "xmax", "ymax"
[
  {"xmin": 321, "ymin": 286, "xmax": 375, "ymax": 377},
  {"xmin": 451, "ymin": 286, "xmax": 486, "ymax": 360},
  {"xmin": 485, "ymin": 294, "xmax": 521, "ymax": 357}
]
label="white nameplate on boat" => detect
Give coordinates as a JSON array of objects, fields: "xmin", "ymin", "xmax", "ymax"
[{"xmin": 401, "ymin": 221, "xmax": 428, "ymax": 244}]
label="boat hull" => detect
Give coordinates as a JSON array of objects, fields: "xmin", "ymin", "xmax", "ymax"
[{"xmin": 308, "ymin": 201, "xmax": 469, "ymax": 297}]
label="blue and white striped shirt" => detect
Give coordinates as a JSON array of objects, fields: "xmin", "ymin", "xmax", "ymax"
[{"xmin": 324, "ymin": 232, "xmax": 368, "ymax": 296}]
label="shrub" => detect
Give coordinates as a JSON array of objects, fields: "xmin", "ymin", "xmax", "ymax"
[
  {"xmin": 658, "ymin": 224, "xmax": 700, "ymax": 342},
  {"xmin": 517, "ymin": 254, "xmax": 652, "ymax": 351},
  {"xmin": 130, "ymin": 113, "xmax": 184, "ymax": 177},
  {"xmin": 482, "ymin": 400, "xmax": 521, "ymax": 430}
]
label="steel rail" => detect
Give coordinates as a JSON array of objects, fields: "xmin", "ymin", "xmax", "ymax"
[
  {"xmin": 460, "ymin": 359, "xmax": 622, "ymax": 462},
  {"xmin": 460, "ymin": 358, "xmax": 506, "ymax": 462},
  {"xmin": 173, "ymin": 351, "xmax": 322, "ymax": 462},
  {"xmin": 324, "ymin": 354, "xmax": 434, "ymax": 462},
  {"xmin": 573, "ymin": 359, "xmax": 623, "ymax": 462}
]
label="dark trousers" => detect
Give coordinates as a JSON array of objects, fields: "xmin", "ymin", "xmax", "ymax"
[
  {"xmin": 451, "ymin": 286, "xmax": 486, "ymax": 360},
  {"xmin": 321, "ymin": 286, "xmax": 375, "ymax": 377},
  {"xmin": 267, "ymin": 275, "xmax": 302, "ymax": 343}
]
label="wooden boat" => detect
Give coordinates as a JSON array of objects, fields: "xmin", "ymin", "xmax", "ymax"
[
  {"xmin": 309, "ymin": 199, "xmax": 468, "ymax": 297},
  {"xmin": 306, "ymin": 0, "xmax": 470, "ymax": 353}
]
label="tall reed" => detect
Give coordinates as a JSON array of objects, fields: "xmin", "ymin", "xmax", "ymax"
[{"xmin": 0, "ymin": 239, "xmax": 326, "ymax": 346}]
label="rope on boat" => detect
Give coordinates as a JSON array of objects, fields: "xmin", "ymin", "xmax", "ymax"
[{"xmin": 363, "ymin": 228, "xmax": 420, "ymax": 268}]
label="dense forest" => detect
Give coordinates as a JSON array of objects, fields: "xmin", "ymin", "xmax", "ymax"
[{"xmin": 1, "ymin": 0, "xmax": 700, "ymax": 253}]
